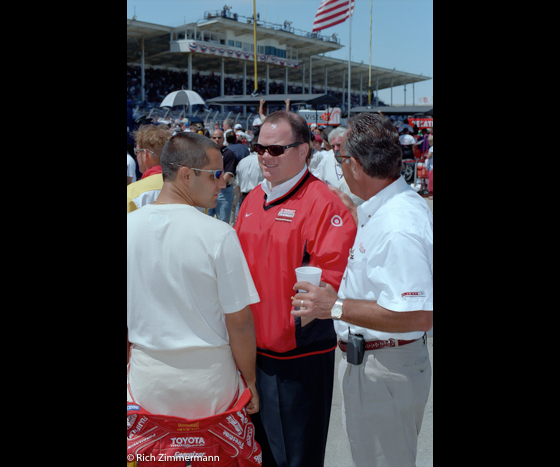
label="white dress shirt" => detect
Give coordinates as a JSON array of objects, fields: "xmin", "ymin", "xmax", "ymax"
[{"xmin": 334, "ymin": 176, "xmax": 433, "ymax": 342}]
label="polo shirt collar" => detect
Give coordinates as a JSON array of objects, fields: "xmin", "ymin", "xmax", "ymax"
[
  {"xmin": 357, "ymin": 176, "xmax": 408, "ymax": 226},
  {"xmin": 261, "ymin": 165, "xmax": 308, "ymax": 203},
  {"xmin": 141, "ymin": 165, "xmax": 162, "ymax": 180}
]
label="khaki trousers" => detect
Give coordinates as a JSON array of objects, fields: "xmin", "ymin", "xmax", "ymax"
[{"xmin": 339, "ymin": 336, "xmax": 431, "ymax": 467}]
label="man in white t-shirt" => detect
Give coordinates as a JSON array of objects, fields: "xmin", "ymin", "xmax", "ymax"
[
  {"xmin": 293, "ymin": 113, "xmax": 433, "ymax": 467},
  {"xmin": 127, "ymin": 132, "xmax": 260, "ymax": 421},
  {"xmin": 236, "ymin": 151, "xmax": 264, "ymax": 203}
]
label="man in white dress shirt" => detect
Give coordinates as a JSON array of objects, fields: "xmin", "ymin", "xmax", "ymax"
[{"xmin": 292, "ymin": 112, "xmax": 433, "ymax": 467}]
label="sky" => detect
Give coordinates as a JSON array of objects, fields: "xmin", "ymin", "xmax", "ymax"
[{"xmin": 126, "ymin": 0, "xmax": 433, "ymax": 106}]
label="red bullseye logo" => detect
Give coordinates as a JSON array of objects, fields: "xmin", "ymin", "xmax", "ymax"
[{"xmin": 331, "ymin": 215, "xmax": 343, "ymax": 227}]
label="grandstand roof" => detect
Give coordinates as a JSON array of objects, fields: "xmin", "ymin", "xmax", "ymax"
[
  {"xmin": 127, "ymin": 17, "xmax": 430, "ymax": 96},
  {"xmin": 350, "ymin": 106, "xmax": 433, "ymax": 116},
  {"xmin": 206, "ymin": 93, "xmax": 341, "ymax": 107}
]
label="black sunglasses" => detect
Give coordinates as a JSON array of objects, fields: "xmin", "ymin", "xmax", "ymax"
[{"xmin": 255, "ymin": 142, "xmax": 304, "ymax": 157}]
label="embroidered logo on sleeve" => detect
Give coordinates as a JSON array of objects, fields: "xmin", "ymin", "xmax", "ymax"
[
  {"xmin": 331, "ymin": 215, "xmax": 343, "ymax": 227},
  {"xmin": 276, "ymin": 208, "xmax": 296, "ymax": 222},
  {"xmin": 401, "ymin": 291, "xmax": 427, "ymax": 299}
]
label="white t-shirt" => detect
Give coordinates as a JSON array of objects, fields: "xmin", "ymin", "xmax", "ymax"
[
  {"xmin": 334, "ymin": 177, "xmax": 433, "ymax": 342},
  {"xmin": 308, "ymin": 149, "xmax": 327, "ymax": 171},
  {"xmin": 127, "ymin": 153, "xmax": 137, "ymax": 183},
  {"xmin": 399, "ymin": 134, "xmax": 415, "ymax": 146},
  {"xmin": 236, "ymin": 153, "xmax": 264, "ymax": 193},
  {"xmin": 127, "ymin": 204, "xmax": 260, "ymax": 351},
  {"xmin": 427, "ymin": 147, "xmax": 433, "ymax": 170}
]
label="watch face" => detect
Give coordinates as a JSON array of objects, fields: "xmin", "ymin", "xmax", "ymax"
[{"xmin": 332, "ymin": 305, "xmax": 343, "ymax": 319}]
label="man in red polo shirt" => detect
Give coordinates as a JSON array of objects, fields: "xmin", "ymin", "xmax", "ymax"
[{"xmin": 235, "ymin": 111, "xmax": 356, "ymax": 467}]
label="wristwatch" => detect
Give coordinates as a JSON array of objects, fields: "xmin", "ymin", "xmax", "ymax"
[{"xmin": 331, "ymin": 299, "xmax": 344, "ymax": 320}]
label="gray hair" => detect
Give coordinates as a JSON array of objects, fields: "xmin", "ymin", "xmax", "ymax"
[{"xmin": 328, "ymin": 126, "xmax": 348, "ymax": 145}]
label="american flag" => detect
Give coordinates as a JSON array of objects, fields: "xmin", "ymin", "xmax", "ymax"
[{"xmin": 312, "ymin": 0, "xmax": 355, "ymax": 32}]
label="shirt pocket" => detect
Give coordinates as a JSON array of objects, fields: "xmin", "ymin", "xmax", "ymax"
[{"xmin": 342, "ymin": 256, "xmax": 368, "ymax": 298}]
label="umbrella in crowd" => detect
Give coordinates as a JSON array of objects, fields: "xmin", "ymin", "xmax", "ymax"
[{"xmin": 160, "ymin": 90, "xmax": 206, "ymax": 108}]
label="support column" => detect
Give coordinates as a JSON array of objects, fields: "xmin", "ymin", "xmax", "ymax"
[
  {"xmin": 309, "ymin": 56, "xmax": 313, "ymax": 94},
  {"xmin": 360, "ymin": 73, "xmax": 363, "ymax": 107},
  {"xmin": 243, "ymin": 61, "xmax": 247, "ymax": 117},
  {"xmin": 188, "ymin": 54, "xmax": 193, "ymax": 91},
  {"xmin": 221, "ymin": 58, "xmax": 225, "ymax": 115},
  {"xmin": 141, "ymin": 37, "xmax": 145, "ymax": 103}
]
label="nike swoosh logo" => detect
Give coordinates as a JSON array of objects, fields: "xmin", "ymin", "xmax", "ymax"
[{"xmin": 245, "ymin": 213, "xmax": 254, "ymax": 217}]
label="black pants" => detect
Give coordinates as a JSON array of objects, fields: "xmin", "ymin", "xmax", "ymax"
[{"xmin": 251, "ymin": 347, "xmax": 336, "ymax": 467}]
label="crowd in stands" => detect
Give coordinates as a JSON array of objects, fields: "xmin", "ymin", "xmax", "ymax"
[{"xmin": 127, "ymin": 65, "xmax": 384, "ymax": 112}]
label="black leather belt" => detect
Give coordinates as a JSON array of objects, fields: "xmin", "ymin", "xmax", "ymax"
[{"xmin": 338, "ymin": 337, "xmax": 419, "ymax": 352}]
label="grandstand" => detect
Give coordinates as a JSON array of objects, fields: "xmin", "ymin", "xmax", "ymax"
[{"xmin": 127, "ymin": 9, "xmax": 431, "ymax": 124}]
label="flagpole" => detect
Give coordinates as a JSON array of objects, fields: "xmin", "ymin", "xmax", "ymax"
[
  {"xmin": 347, "ymin": 1, "xmax": 352, "ymax": 116},
  {"xmin": 368, "ymin": 0, "xmax": 373, "ymax": 106},
  {"xmin": 253, "ymin": 0, "xmax": 259, "ymax": 96}
]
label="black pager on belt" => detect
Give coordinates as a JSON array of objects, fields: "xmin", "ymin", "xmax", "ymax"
[{"xmin": 347, "ymin": 327, "xmax": 365, "ymax": 365}]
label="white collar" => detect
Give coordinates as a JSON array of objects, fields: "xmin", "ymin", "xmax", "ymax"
[
  {"xmin": 357, "ymin": 176, "xmax": 409, "ymax": 226},
  {"xmin": 261, "ymin": 165, "xmax": 308, "ymax": 203}
]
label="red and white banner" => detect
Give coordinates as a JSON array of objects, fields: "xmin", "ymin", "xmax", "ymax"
[
  {"xmin": 313, "ymin": 0, "xmax": 355, "ymax": 32},
  {"xmin": 185, "ymin": 42, "xmax": 299, "ymax": 68},
  {"xmin": 408, "ymin": 118, "xmax": 433, "ymax": 130}
]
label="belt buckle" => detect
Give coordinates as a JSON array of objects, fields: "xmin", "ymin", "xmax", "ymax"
[{"xmin": 389, "ymin": 338, "xmax": 397, "ymax": 348}]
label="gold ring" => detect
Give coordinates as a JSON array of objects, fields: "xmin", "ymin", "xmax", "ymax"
[{"xmin": 301, "ymin": 300, "xmax": 304, "ymax": 308}]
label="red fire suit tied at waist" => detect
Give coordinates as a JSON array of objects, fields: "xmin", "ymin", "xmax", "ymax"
[{"xmin": 127, "ymin": 389, "xmax": 262, "ymax": 467}]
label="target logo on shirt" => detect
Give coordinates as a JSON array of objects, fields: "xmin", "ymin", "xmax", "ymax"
[{"xmin": 331, "ymin": 215, "xmax": 343, "ymax": 227}]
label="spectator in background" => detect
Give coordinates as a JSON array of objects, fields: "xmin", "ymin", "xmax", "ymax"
[
  {"xmin": 208, "ymin": 129, "xmax": 239, "ymax": 223},
  {"xmin": 127, "ymin": 125, "xmax": 172, "ymax": 213},
  {"xmin": 222, "ymin": 118, "xmax": 234, "ymax": 136},
  {"xmin": 426, "ymin": 135, "xmax": 433, "ymax": 195},
  {"xmin": 258, "ymin": 98, "xmax": 291, "ymax": 123},
  {"xmin": 236, "ymin": 137, "xmax": 264, "ymax": 207},
  {"xmin": 419, "ymin": 128, "xmax": 430, "ymax": 156},
  {"xmin": 127, "ymin": 152, "xmax": 137, "ymax": 186},
  {"xmin": 234, "ymin": 123, "xmax": 252, "ymax": 145},
  {"xmin": 226, "ymin": 131, "xmax": 250, "ymax": 163},
  {"xmin": 399, "ymin": 127, "xmax": 415, "ymax": 160},
  {"xmin": 225, "ymin": 130, "xmax": 250, "ymax": 224},
  {"xmin": 308, "ymin": 134, "xmax": 326, "ymax": 171},
  {"xmin": 312, "ymin": 126, "xmax": 364, "ymax": 207}
]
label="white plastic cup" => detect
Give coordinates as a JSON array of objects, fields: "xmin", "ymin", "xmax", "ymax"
[{"xmin": 295, "ymin": 266, "xmax": 322, "ymax": 293}]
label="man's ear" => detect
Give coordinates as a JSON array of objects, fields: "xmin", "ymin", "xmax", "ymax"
[
  {"xmin": 179, "ymin": 166, "xmax": 191, "ymax": 184},
  {"xmin": 299, "ymin": 142, "xmax": 311, "ymax": 161}
]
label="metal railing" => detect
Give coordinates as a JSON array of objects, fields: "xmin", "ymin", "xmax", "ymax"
[{"xmin": 202, "ymin": 10, "xmax": 341, "ymax": 45}]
